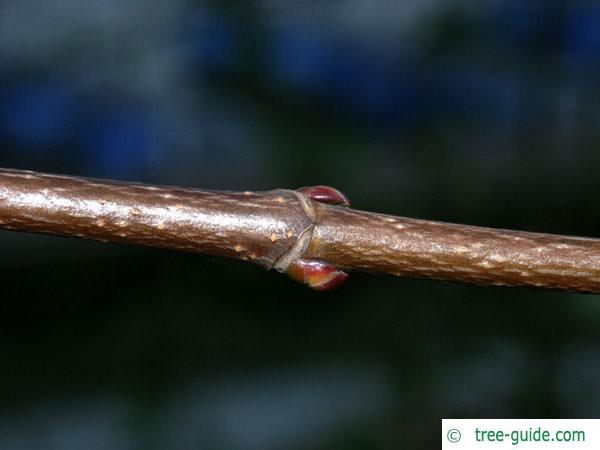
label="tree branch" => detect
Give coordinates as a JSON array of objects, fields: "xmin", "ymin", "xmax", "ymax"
[{"xmin": 1, "ymin": 167, "xmax": 600, "ymax": 293}]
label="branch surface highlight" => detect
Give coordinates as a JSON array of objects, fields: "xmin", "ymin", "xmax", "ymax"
[{"xmin": 1, "ymin": 168, "xmax": 600, "ymax": 293}]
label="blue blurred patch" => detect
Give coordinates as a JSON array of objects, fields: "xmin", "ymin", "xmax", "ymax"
[
  {"xmin": 271, "ymin": 26, "xmax": 422, "ymax": 129},
  {"xmin": 182, "ymin": 12, "xmax": 243, "ymax": 72},
  {"xmin": 326, "ymin": 48, "xmax": 420, "ymax": 126},
  {"xmin": 564, "ymin": 6, "xmax": 600, "ymax": 63},
  {"xmin": 0, "ymin": 81, "xmax": 77, "ymax": 147},
  {"xmin": 430, "ymin": 67, "xmax": 526, "ymax": 127},
  {"xmin": 270, "ymin": 26, "xmax": 333, "ymax": 91},
  {"xmin": 77, "ymin": 107, "xmax": 160, "ymax": 179}
]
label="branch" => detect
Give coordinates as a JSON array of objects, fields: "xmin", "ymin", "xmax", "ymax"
[{"xmin": 1, "ymin": 168, "xmax": 600, "ymax": 293}]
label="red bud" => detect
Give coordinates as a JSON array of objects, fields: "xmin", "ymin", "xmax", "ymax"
[
  {"xmin": 287, "ymin": 259, "xmax": 349, "ymax": 291},
  {"xmin": 297, "ymin": 186, "xmax": 350, "ymax": 206}
]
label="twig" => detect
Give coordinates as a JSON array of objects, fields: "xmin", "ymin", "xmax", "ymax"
[{"xmin": 1, "ymin": 168, "xmax": 600, "ymax": 293}]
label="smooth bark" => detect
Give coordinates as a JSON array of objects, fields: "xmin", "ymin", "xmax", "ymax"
[{"xmin": 1, "ymin": 168, "xmax": 600, "ymax": 293}]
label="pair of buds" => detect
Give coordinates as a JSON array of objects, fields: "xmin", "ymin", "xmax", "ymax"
[{"xmin": 286, "ymin": 186, "xmax": 350, "ymax": 291}]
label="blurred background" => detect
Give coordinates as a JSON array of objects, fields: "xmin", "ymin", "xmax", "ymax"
[{"xmin": 1, "ymin": 0, "xmax": 600, "ymax": 448}]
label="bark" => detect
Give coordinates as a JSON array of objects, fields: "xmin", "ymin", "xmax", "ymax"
[
  {"xmin": 0, "ymin": 168, "xmax": 311, "ymax": 269},
  {"xmin": 1, "ymin": 167, "xmax": 600, "ymax": 293},
  {"xmin": 305, "ymin": 202, "xmax": 600, "ymax": 292}
]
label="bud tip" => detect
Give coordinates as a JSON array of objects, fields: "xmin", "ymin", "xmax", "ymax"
[{"xmin": 287, "ymin": 259, "xmax": 349, "ymax": 291}]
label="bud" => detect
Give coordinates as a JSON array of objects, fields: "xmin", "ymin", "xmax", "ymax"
[
  {"xmin": 297, "ymin": 185, "xmax": 350, "ymax": 206},
  {"xmin": 287, "ymin": 259, "xmax": 349, "ymax": 291}
]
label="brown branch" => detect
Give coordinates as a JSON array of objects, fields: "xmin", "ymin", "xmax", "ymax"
[{"xmin": 1, "ymin": 167, "xmax": 600, "ymax": 293}]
